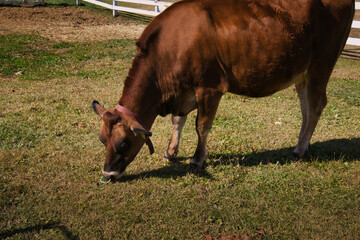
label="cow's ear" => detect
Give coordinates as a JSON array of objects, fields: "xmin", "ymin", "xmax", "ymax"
[
  {"xmin": 92, "ymin": 100, "xmax": 106, "ymax": 117},
  {"xmin": 126, "ymin": 117, "xmax": 154, "ymax": 154},
  {"xmin": 132, "ymin": 127, "xmax": 152, "ymax": 138},
  {"xmin": 127, "ymin": 118, "xmax": 152, "ymax": 138}
]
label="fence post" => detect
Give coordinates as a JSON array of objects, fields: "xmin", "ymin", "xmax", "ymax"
[
  {"xmin": 155, "ymin": 0, "xmax": 160, "ymax": 13},
  {"xmin": 113, "ymin": 0, "xmax": 118, "ymax": 17}
]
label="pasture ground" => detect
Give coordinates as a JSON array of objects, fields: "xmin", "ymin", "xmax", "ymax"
[{"xmin": 1, "ymin": 3, "xmax": 360, "ymax": 240}]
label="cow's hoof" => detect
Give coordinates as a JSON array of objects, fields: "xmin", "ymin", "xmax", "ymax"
[
  {"xmin": 291, "ymin": 152, "xmax": 301, "ymax": 159},
  {"xmin": 164, "ymin": 151, "xmax": 177, "ymax": 161},
  {"xmin": 162, "ymin": 157, "xmax": 171, "ymax": 164},
  {"xmin": 188, "ymin": 162, "xmax": 203, "ymax": 173}
]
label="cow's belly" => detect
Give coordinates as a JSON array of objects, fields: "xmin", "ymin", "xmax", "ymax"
[{"xmin": 227, "ymin": 70, "xmax": 308, "ymax": 97}]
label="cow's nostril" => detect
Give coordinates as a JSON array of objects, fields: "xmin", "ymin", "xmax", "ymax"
[{"xmin": 102, "ymin": 170, "xmax": 124, "ymax": 180}]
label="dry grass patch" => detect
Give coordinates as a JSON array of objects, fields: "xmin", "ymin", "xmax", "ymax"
[{"xmin": 0, "ymin": 6, "xmax": 146, "ymax": 42}]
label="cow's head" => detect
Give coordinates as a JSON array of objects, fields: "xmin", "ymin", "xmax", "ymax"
[{"xmin": 92, "ymin": 100, "xmax": 153, "ymax": 180}]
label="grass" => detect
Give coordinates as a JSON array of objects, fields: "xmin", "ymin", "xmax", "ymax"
[
  {"xmin": 0, "ymin": 34, "xmax": 134, "ymax": 81},
  {"xmin": 1, "ymin": 31, "xmax": 360, "ymax": 240}
]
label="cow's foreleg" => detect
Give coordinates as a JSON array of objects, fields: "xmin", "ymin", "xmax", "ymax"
[
  {"xmin": 293, "ymin": 77, "xmax": 328, "ymax": 158},
  {"xmin": 191, "ymin": 88, "xmax": 223, "ymax": 168},
  {"xmin": 164, "ymin": 115, "xmax": 187, "ymax": 160},
  {"xmin": 295, "ymin": 76, "xmax": 308, "ymax": 142}
]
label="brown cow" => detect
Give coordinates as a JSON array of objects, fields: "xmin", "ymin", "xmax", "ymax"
[{"xmin": 92, "ymin": 0, "xmax": 354, "ymax": 180}]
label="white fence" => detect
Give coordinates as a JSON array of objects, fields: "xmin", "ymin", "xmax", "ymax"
[
  {"xmin": 76, "ymin": 0, "xmax": 172, "ymax": 17},
  {"xmin": 77, "ymin": 0, "xmax": 360, "ymax": 47},
  {"xmin": 346, "ymin": 2, "xmax": 360, "ymax": 46}
]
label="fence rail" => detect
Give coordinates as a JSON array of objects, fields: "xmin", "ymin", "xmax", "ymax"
[{"xmin": 76, "ymin": 0, "xmax": 172, "ymax": 17}]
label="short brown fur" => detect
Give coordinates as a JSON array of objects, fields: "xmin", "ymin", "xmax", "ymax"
[{"xmin": 93, "ymin": 0, "xmax": 354, "ymax": 178}]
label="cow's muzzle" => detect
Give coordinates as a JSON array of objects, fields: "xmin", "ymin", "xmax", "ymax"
[{"xmin": 102, "ymin": 170, "xmax": 124, "ymax": 180}]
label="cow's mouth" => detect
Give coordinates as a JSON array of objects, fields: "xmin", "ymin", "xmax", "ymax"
[{"xmin": 102, "ymin": 170, "xmax": 125, "ymax": 180}]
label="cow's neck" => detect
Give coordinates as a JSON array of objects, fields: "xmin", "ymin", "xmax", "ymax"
[{"xmin": 118, "ymin": 57, "xmax": 160, "ymax": 130}]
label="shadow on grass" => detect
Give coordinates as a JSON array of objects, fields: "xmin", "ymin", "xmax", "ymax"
[
  {"xmin": 117, "ymin": 160, "xmax": 214, "ymax": 182},
  {"xmin": 0, "ymin": 222, "xmax": 79, "ymax": 240},
  {"xmin": 207, "ymin": 138, "xmax": 360, "ymax": 167},
  {"xmin": 117, "ymin": 138, "xmax": 360, "ymax": 181}
]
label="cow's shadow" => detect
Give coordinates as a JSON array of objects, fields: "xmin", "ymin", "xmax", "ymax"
[
  {"xmin": 207, "ymin": 137, "xmax": 360, "ymax": 167},
  {"xmin": 119, "ymin": 159, "xmax": 213, "ymax": 182},
  {"xmin": 118, "ymin": 138, "xmax": 360, "ymax": 182}
]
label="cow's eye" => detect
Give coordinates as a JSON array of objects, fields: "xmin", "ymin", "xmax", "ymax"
[{"xmin": 115, "ymin": 139, "xmax": 130, "ymax": 152}]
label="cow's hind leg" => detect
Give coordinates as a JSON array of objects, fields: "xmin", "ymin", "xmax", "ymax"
[
  {"xmin": 164, "ymin": 115, "xmax": 187, "ymax": 160},
  {"xmin": 191, "ymin": 88, "xmax": 223, "ymax": 168},
  {"xmin": 293, "ymin": 71, "xmax": 328, "ymax": 158}
]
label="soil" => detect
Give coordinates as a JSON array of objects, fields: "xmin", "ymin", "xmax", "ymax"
[{"xmin": 0, "ymin": 6, "xmax": 146, "ymax": 42}]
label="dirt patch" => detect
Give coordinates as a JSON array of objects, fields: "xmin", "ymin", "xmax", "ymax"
[{"xmin": 0, "ymin": 6, "xmax": 146, "ymax": 41}]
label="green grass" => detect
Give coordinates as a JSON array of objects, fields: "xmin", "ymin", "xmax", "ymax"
[
  {"xmin": 1, "ymin": 32, "xmax": 360, "ymax": 240},
  {"xmin": 0, "ymin": 34, "xmax": 134, "ymax": 80},
  {"xmin": 44, "ymin": 0, "xmax": 78, "ymax": 6}
]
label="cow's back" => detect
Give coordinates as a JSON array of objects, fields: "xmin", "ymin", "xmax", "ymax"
[
  {"xmin": 137, "ymin": 0, "xmax": 354, "ymax": 98},
  {"xmin": 203, "ymin": 0, "xmax": 318, "ymax": 96}
]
